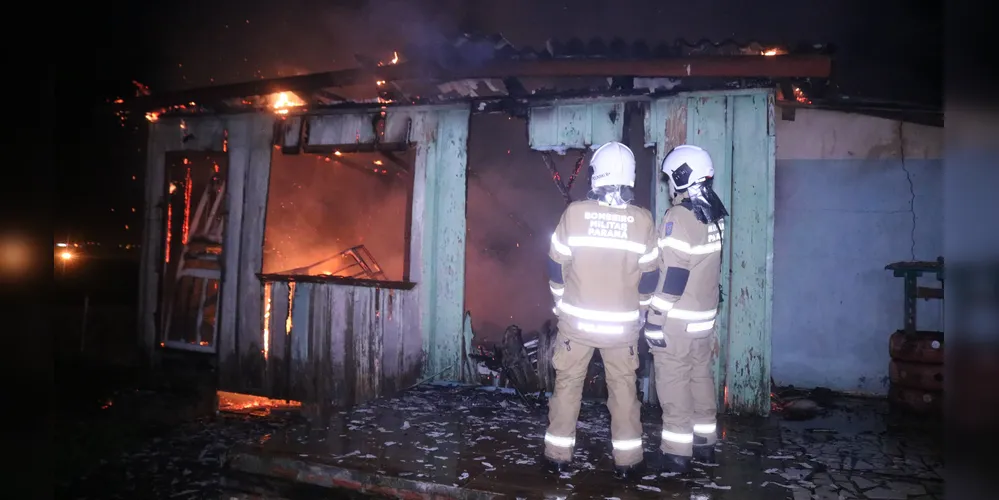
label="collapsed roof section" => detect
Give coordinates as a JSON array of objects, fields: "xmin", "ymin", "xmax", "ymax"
[{"xmin": 129, "ymin": 34, "xmax": 838, "ymax": 121}]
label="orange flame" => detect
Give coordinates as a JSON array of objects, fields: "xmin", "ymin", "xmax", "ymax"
[
  {"xmin": 271, "ymin": 91, "xmax": 305, "ymax": 115},
  {"xmin": 262, "ymin": 282, "xmax": 272, "ymax": 359},
  {"xmin": 182, "ymin": 167, "xmax": 192, "ymax": 244},
  {"xmin": 286, "ymin": 282, "xmax": 295, "ymax": 335}
]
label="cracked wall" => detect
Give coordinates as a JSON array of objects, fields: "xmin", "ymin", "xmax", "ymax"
[{"xmin": 772, "ymin": 108, "xmax": 943, "ymax": 395}]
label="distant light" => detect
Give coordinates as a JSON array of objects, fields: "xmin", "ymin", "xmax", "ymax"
[
  {"xmin": 60, "ymin": 251, "xmax": 73, "ymax": 261},
  {"xmin": 56, "ymin": 243, "xmax": 68, "ymax": 247}
]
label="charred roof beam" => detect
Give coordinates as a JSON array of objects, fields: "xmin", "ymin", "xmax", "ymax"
[{"xmin": 128, "ymin": 55, "xmax": 831, "ymax": 112}]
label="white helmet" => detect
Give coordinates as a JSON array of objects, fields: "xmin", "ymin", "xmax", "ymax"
[
  {"xmin": 590, "ymin": 141, "xmax": 636, "ymax": 188},
  {"xmin": 661, "ymin": 145, "xmax": 714, "ymax": 193}
]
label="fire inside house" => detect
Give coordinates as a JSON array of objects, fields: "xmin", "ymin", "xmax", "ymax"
[
  {"xmin": 132, "ymin": 36, "xmax": 831, "ymax": 406},
  {"xmin": 121, "ymin": 34, "xmax": 945, "ymax": 498}
]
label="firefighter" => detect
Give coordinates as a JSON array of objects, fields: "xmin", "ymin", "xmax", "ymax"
[
  {"xmin": 544, "ymin": 141, "xmax": 661, "ymax": 480},
  {"xmin": 645, "ymin": 145, "xmax": 729, "ymax": 474}
]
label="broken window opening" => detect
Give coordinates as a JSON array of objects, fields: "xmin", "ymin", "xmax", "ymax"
[
  {"xmin": 160, "ymin": 152, "xmax": 228, "ymax": 352},
  {"xmin": 262, "ymin": 148, "xmax": 415, "ymax": 285}
]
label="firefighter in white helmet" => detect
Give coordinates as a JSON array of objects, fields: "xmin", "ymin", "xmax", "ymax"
[
  {"xmin": 646, "ymin": 145, "xmax": 728, "ymax": 474},
  {"xmin": 544, "ymin": 141, "xmax": 660, "ymax": 479}
]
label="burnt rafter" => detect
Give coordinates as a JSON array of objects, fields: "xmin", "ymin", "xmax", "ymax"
[{"xmin": 128, "ymin": 55, "xmax": 831, "ymax": 112}]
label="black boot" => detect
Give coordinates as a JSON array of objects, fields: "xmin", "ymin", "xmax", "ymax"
[
  {"xmin": 693, "ymin": 445, "xmax": 716, "ymax": 464},
  {"xmin": 660, "ymin": 453, "xmax": 692, "ymax": 474},
  {"xmin": 543, "ymin": 456, "xmax": 570, "ymax": 475},
  {"xmin": 613, "ymin": 461, "xmax": 645, "ymax": 480}
]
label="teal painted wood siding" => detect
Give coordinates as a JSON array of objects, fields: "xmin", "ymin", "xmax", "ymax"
[
  {"xmin": 409, "ymin": 107, "xmax": 473, "ymax": 381},
  {"xmin": 647, "ymin": 90, "xmax": 776, "ymax": 416},
  {"xmin": 528, "ymin": 99, "xmax": 627, "ymax": 152}
]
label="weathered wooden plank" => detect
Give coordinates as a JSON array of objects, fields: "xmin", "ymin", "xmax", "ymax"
[
  {"xmin": 281, "ymin": 116, "xmax": 304, "ymax": 152},
  {"xmin": 139, "ymin": 121, "xmax": 182, "ymax": 364},
  {"xmin": 288, "ymin": 282, "xmax": 312, "ymax": 402},
  {"xmin": 329, "ymin": 286, "xmax": 352, "ymax": 406},
  {"xmin": 306, "ymin": 283, "xmax": 334, "ymax": 422},
  {"xmin": 419, "ymin": 107, "xmax": 472, "ymax": 381},
  {"xmin": 650, "ymin": 97, "xmax": 688, "ymax": 226},
  {"xmin": 266, "ymin": 281, "xmax": 290, "ymax": 399},
  {"xmin": 179, "ymin": 117, "xmax": 226, "ymax": 151},
  {"xmin": 350, "ymin": 287, "xmax": 383, "ymax": 405},
  {"xmin": 528, "ymin": 101, "xmax": 626, "ymax": 152},
  {"xmin": 218, "ymin": 116, "xmax": 250, "ymax": 389},
  {"xmin": 235, "ymin": 114, "xmax": 275, "ymax": 392},
  {"xmin": 384, "ymin": 110, "xmax": 413, "ymax": 144},
  {"xmin": 722, "ymin": 91, "xmax": 774, "ymax": 415},
  {"xmin": 306, "ymin": 113, "xmax": 379, "ymax": 146},
  {"xmin": 555, "ymin": 104, "xmax": 591, "ymax": 149},
  {"xmin": 590, "ymin": 101, "xmax": 626, "ymax": 148},
  {"xmin": 379, "ymin": 289, "xmax": 422, "ymax": 394},
  {"xmin": 686, "ymin": 94, "xmax": 733, "ymax": 409}
]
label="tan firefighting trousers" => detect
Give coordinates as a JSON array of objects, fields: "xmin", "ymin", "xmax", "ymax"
[
  {"xmin": 649, "ymin": 324, "xmax": 718, "ymax": 458},
  {"xmin": 544, "ymin": 333, "xmax": 643, "ymax": 467}
]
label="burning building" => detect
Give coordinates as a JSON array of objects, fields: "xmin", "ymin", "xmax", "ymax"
[{"xmin": 128, "ymin": 35, "xmax": 942, "ymax": 416}]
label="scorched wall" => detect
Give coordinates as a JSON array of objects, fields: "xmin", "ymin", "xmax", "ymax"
[{"xmin": 772, "ymin": 108, "xmax": 943, "ymax": 395}]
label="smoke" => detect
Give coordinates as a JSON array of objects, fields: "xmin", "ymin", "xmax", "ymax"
[
  {"xmin": 464, "ymin": 114, "xmax": 594, "ymax": 345},
  {"xmin": 262, "ymin": 151, "xmax": 412, "ymax": 281},
  {"xmin": 464, "ymin": 111, "xmax": 653, "ymax": 346}
]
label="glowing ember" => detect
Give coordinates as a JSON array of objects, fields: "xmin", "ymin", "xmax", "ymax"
[
  {"xmin": 145, "ymin": 112, "xmax": 160, "ymax": 122},
  {"xmin": 182, "ymin": 167, "xmax": 193, "ymax": 244},
  {"xmin": 217, "ymin": 390, "xmax": 301, "ymax": 414},
  {"xmin": 286, "ymin": 282, "xmax": 296, "ymax": 334},
  {"xmin": 792, "ymin": 86, "xmax": 812, "ymax": 104},
  {"xmin": 271, "ymin": 91, "xmax": 305, "ymax": 115},
  {"xmin": 262, "ymin": 282, "xmax": 272, "ymax": 359}
]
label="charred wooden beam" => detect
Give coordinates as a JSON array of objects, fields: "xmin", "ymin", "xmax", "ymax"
[{"xmin": 129, "ymin": 55, "xmax": 832, "ymax": 111}]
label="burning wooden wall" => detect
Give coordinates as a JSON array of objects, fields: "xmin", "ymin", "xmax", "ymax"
[
  {"xmin": 258, "ymin": 279, "xmax": 419, "ymax": 406},
  {"xmin": 140, "ymin": 104, "xmax": 474, "ymax": 409}
]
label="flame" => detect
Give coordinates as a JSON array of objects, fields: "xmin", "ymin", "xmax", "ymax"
[
  {"xmin": 146, "ymin": 112, "xmax": 160, "ymax": 122},
  {"xmin": 391, "ymin": 51, "xmax": 399, "ymax": 64},
  {"xmin": 761, "ymin": 48, "xmax": 786, "ymax": 56},
  {"xmin": 792, "ymin": 86, "xmax": 811, "ymax": 104},
  {"xmin": 723, "ymin": 384, "xmax": 729, "ymax": 408},
  {"xmin": 182, "ymin": 167, "xmax": 192, "ymax": 244},
  {"xmin": 165, "ymin": 202, "xmax": 172, "ymax": 263},
  {"xmin": 271, "ymin": 91, "xmax": 305, "ymax": 115},
  {"xmin": 60, "ymin": 250, "xmax": 73, "ymax": 261},
  {"xmin": 286, "ymin": 282, "xmax": 295, "ymax": 334},
  {"xmin": 263, "ymin": 282, "xmax": 272, "ymax": 359}
]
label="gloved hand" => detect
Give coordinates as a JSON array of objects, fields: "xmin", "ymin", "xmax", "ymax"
[{"xmin": 646, "ymin": 335, "xmax": 667, "ymax": 349}]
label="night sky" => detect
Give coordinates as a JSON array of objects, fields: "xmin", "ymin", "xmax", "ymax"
[{"xmin": 60, "ymin": 0, "xmax": 941, "ymax": 245}]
